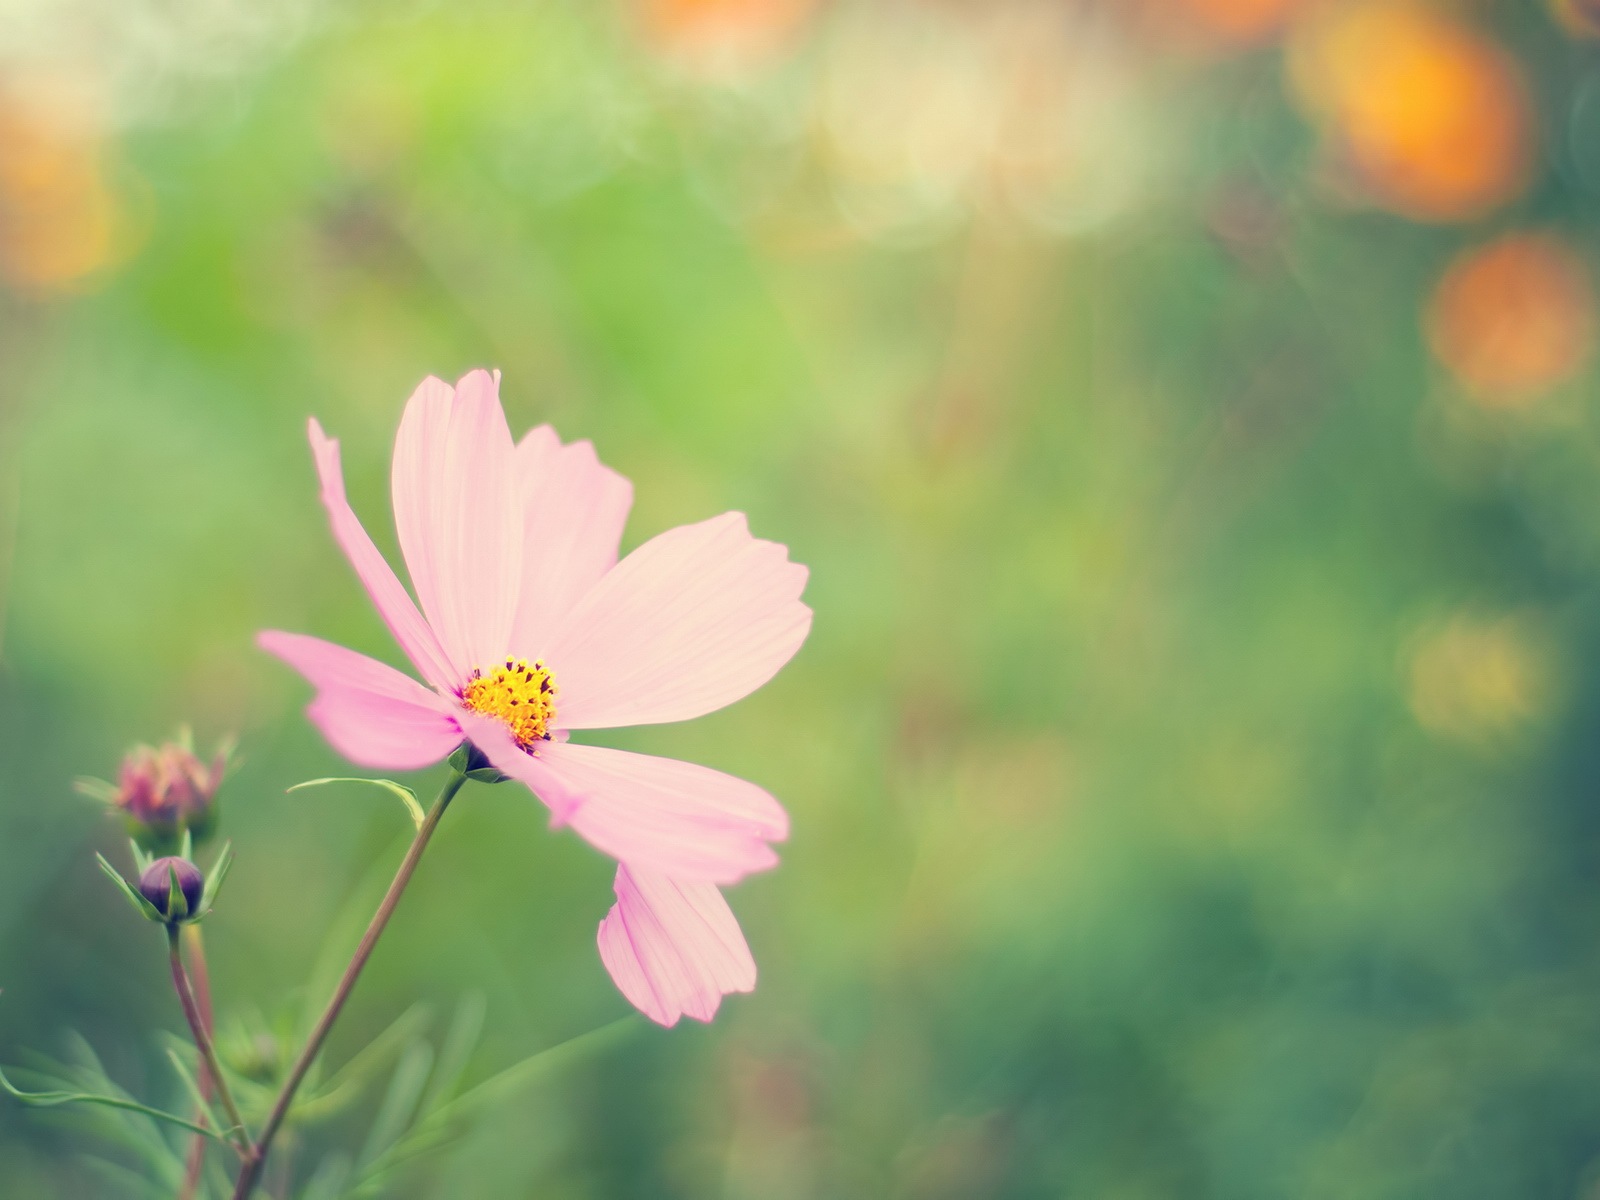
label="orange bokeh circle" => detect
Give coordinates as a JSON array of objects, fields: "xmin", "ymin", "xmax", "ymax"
[
  {"xmin": 1289, "ymin": 4, "xmax": 1533, "ymax": 223},
  {"xmin": 1426, "ymin": 232, "xmax": 1596, "ymax": 406}
]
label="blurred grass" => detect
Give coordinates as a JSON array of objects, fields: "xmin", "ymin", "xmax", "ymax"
[{"xmin": 6, "ymin": 0, "xmax": 1600, "ymax": 1196}]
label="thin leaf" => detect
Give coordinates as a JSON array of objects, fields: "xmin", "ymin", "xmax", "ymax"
[
  {"xmin": 60, "ymin": 1029, "xmax": 114, "ymax": 1082},
  {"xmin": 96, "ymin": 853, "xmax": 161, "ymax": 922},
  {"xmin": 163, "ymin": 1047, "xmax": 212, "ymax": 1121},
  {"xmin": 419, "ymin": 993, "xmax": 486, "ymax": 1116},
  {"xmin": 432, "ymin": 1018, "xmax": 634, "ymax": 1122},
  {"xmin": 73, "ymin": 775, "xmax": 119, "ymax": 804},
  {"xmin": 163, "ymin": 1046, "xmax": 231, "ymax": 1150},
  {"xmin": 20, "ymin": 1049, "xmax": 189, "ymax": 1186},
  {"xmin": 289, "ymin": 777, "xmax": 425, "ymax": 831},
  {"xmin": 354, "ymin": 1019, "xmax": 634, "ymax": 1190},
  {"xmin": 205, "ymin": 1150, "xmax": 235, "ymax": 1198},
  {"xmin": 0, "ymin": 1061, "xmax": 236, "ymax": 1144},
  {"xmin": 81, "ymin": 1154, "xmax": 172, "ymax": 1200},
  {"xmin": 358, "ymin": 1040, "xmax": 434, "ymax": 1169},
  {"xmin": 315, "ymin": 1003, "xmax": 432, "ymax": 1097},
  {"xmin": 298, "ymin": 1003, "xmax": 432, "ymax": 1120},
  {"xmin": 201, "ymin": 841, "xmax": 235, "ymax": 913},
  {"xmin": 299, "ymin": 1152, "xmax": 353, "ymax": 1200}
]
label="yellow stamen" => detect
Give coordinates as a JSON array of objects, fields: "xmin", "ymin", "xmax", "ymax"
[{"xmin": 461, "ymin": 658, "xmax": 558, "ymax": 749}]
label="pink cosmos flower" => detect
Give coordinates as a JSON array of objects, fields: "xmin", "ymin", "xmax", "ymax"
[{"xmin": 259, "ymin": 370, "xmax": 810, "ymax": 1026}]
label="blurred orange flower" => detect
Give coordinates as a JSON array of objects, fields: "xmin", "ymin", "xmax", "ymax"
[
  {"xmin": 1426, "ymin": 232, "xmax": 1595, "ymax": 406},
  {"xmin": 638, "ymin": 0, "xmax": 819, "ymax": 72},
  {"xmin": 1288, "ymin": 4, "xmax": 1533, "ymax": 222},
  {"xmin": 0, "ymin": 78, "xmax": 130, "ymax": 294}
]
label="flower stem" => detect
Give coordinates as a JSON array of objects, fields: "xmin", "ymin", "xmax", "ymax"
[
  {"xmin": 231, "ymin": 769, "xmax": 467, "ymax": 1199},
  {"xmin": 167, "ymin": 924, "xmax": 252, "ymax": 1157},
  {"xmin": 179, "ymin": 924, "xmax": 215, "ymax": 1200}
]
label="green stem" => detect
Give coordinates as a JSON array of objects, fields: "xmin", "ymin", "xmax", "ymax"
[
  {"xmin": 179, "ymin": 925, "xmax": 215, "ymax": 1200},
  {"xmin": 231, "ymin": 769, "xmax": 467, "ymax": 1199},
  {"xmin": 167, "ymin": 925, "xmax": 252, "ymax": 1157}
]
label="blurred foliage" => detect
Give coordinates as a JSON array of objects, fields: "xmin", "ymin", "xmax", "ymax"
[{"xmin": 6, "ymin": 0, "xmax": 1600, "ymax": 1195}]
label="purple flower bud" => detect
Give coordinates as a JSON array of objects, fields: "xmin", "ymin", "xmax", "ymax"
[{"xmin": 138, "ymin": 856, "xmax": 204, "ymax": 920}]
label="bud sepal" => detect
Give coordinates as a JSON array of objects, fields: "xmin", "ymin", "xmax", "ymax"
[
  {"xmin": 97, "ymin": 853, "xmax": 164, "ymax": 923},
  {"xmin": 450, "ymin": 741, "xmax": 508, "ymax": 784},
  {"xmin": 199, "ymin": 841, "xmax": 235, "ymax": 915}
]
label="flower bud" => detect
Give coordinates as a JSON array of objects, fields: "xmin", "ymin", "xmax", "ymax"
[
  {"xmin": 91, "ymin": 736, "xmax": 227, "ymax": 850},
  {"xmin": 138, "ymin": 856, "xmax": 204, "ymax": 922}
]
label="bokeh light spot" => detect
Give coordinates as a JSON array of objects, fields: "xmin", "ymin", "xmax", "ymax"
[
  {"xmin": 1289, "ymin": 3, "xmax": 1533, "ymax": 222},
  {"xmin": 1407, "ymin": 614, "xmax": 1551, "ymax": 743},
  {"xmin": 1426, "ymin": 232, "xmax": 1595, "ymax": 408},
  {"xmin": 0, "ymin": 75, "xmax": 132, "ymax": 294}
]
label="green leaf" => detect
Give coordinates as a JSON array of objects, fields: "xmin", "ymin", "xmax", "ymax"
[
  {"xmin": 163, "ymin": 1046, "xmax": 223, "ymax": 1136},
  {"xmin": 73, "ymin": 776, "xmax": 119, "ymax": 805},
  {"xmin": 358, "ymin": 1040, "xmax": 434, "ymax": 1170},
  {"xmin": 95, "ymin": 853, "xmax": 162, "ymax": 923},
  {"xmin": 204, "ymin": 1152, "xmax": 235, "ymax": 1198},
  {"xmin": 432, "ymin": 1018, "xmax": 634, "ymax": 1123},
  {"xmin": 81, "ymin": 1156, "xmax": 172, "ymax": 1200},
  {"xmin": 299, "ymin": 1153, "xmax": 353, "ymax": 1200},
  {"xmin": 420, "ymin": 992, "xmax": 486, "ymax": 1116},
  {"xmin": 299, "ymin": 1003, "xmax": 432, "ymax": 1122},
  {"xmin": 289, "ymin": 777, "xmax": 426, "ymax": 831},
  {"xmin": 128, "ymin": 839, "xmax": 153, "ymax": 875},
  {"xmin": 179, "ymin": 828, "xmax": 193, "ymax": 862},
  {"xmin": 447, "ymin": 744, "xmax": 471, "ymax": 774},
  {"xmin": 353, "ymin": 1018, "xmax": 635, "ymax": 1192},
  {"xmin": 26, "ymin": 1035, "xmax": 194, "ymax": 1185},
  {"xmin": 464, "ymin": 766, "xmax": 509, "ymax": 784},
  {"xmin": 200, "ymin": 841, "xmax": 235, "ymax": 914},
  {"xmin": 0, "ymin": 1061, "xmax": 235, "ymax": 1144}
]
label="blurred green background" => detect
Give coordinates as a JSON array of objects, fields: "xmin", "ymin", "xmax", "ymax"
[{"xmin": 7, "ymin": 0, "xmax": 1600, "ymax": 1195}]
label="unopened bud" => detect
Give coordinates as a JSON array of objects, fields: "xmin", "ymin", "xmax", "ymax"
[
  {"xmin": 86, "ymin": 735, "xmax": 228, "ymax": 850},
  {"xmin": 138, "ymin": 856, "xmax": 204, "ymax": 921}
]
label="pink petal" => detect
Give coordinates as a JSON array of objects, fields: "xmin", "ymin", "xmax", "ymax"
[
  {"xmin": 258, "ymin": 631, "xmax": 462, "ymax": 770},
  {"xmin": 508, "ymin": 426, "xmax": 633, "ymax": 657},
  {"xmin": 475, "ymin": 737, "xmax": 788, "ymax": 884},
  {"xmin": 597, "ymin": 865, "xmax": 756, "ymax": 1027},
  {"xmin": 543, "ymin": 512, "xmax": 811, "ymax": 730},
  {"xmin": 307, "ymin": 419, "xmax": 457, "ymax": 690},
  {"xmin": 391, "ymin": 370, "xmax": 521, "ymax": 677}
]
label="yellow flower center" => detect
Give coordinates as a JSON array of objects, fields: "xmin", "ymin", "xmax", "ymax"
[{"xmin": 461, "ymin": 658, "xmax": 558, "ymax": 749}]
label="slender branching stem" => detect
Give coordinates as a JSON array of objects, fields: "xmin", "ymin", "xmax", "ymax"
[
  {"xmin": 167, "ymin": 924, "xmax": 252, "ymax": 1158},
  {"xmin": 231, "ymin": 769, "xmax": 467, "ymax": 1199},
  {"xmin": 179, "ymin": 924, "xmax": 215, "ymax": 1200}
]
